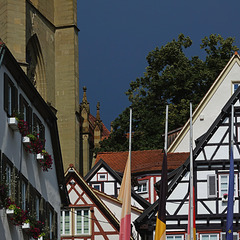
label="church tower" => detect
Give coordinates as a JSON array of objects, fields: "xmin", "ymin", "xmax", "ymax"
[{"xmin": 0, "ymin": 0, "xmax": 80, "ymax": 171}]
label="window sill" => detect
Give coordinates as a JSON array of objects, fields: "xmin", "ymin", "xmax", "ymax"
[{"xmin": 8, "ymin": 117, "xmax": 18, "ymax": 131}]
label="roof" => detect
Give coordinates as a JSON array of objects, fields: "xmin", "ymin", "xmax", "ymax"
[
  {"xmin": 84, "ymin": 159, "xmax": 151, "ymax": 209},
  {"xmin": 89, "ymin": 113, "xmax": 110, "ymax": 140},
  {"xmin": 95, "ymin": 150, "xmax": 189, "ymax": 174},
  {"xmin": 65, "ymin": 165, "xmax": 120, "ymax": 232},
  {"xmin": 168, "ymin": 52, "xmax": 240, "ymax": 152}
]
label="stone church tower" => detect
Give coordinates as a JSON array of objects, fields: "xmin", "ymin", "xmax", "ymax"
[{"xmin": 0, "ymin": 0, "xmax": 80, "ymax": 171}]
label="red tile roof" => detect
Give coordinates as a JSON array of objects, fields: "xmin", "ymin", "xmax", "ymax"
[
  {"xmin": 89, "ymin": 114, "xmax": 110, "ymax": 140},
  {"xmin": 95, "ymin": 150, "xmax": 189, "ymax": 174}
]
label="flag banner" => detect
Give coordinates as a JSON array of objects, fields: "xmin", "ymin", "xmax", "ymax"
[
  {"xmin": 118, "ymin": 154, "xmax": 131, "ymax": 240},
  {"xmin": 154, "ymin": 150, "xmax": 167, "ymax": 240},
  {"xmin": 226, "ymin": 147, "xmax": 234, "ymax": 240}
]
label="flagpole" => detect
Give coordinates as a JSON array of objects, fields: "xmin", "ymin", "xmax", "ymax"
[
  {"xmin": 164, "ymin": 105, "xmax": 168, "ymax": 152},
  {"xmin": 226, "ymin": 105, "xmax": 234, "ymax": 240},
  {"xmin": 129, "ymin": 108, "xmax": 132, "ymax": 165},
  {"xmin": 189, "ymin": 103, "xmax": 194, "ymax": 240}
]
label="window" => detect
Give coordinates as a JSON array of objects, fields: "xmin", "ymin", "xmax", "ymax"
[
  {"xmin": 219, "ymin": 174, "xmax": 238, "ymax": 198},
  {"xmin": 20, "ymin": 94, "xmax": 32, "ymax": 133},
  {"xmin": 75, "ymin": 209, "xmax": 90, "ymax": 235},
  {"xmin": 4, "ymin": 73, "xmax": 18, "ymax": 116},
  {"xmin": 136, "ymin": 181, "xmax": 148, "ymax": 193},
  {"xmin": 33, "ymin": 113, "xmax": 45, "ymax": 146},
  {"xmin": 92, "ymin": 184, "xmax": 101, "ymax": 191},
  {"xmin": 221, "ymin": 232, "xmax": 238, "ymax": 240},
  {"xmin": 61, "ymin": 210, "xmax": 71, "ymax": 235},
  {"xmin": 49, "ymin": 209, "xmax": 53, "ymax": 239},
  {"xmin": 207, "ymin": 175, "xmax": 217, "ymax": 198},
  {"xmin": 97, "ymin": 173, "xmax": 107, "ymax": 181},
  {"xmin": 35, "ymin": 195, "xmax": 40, "ymax": 221},
  {"xmin": 21, "ymin": 181, "xmax": 27, "ymax": 211},
  {"xmin": 200, "ymin": 234, "xmax": 219, "ymax": 240},
  {"xmin": 167, "ymin": 235, "xmax": 184, "ymax": 240},
  {"xmin": 232, "ymin": 83, "xmax": 240, "ymax": 93}
]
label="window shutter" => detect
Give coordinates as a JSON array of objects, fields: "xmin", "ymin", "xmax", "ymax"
[
  {"xmin": 40, "ymin": 123, "xmax": 45, "ymax": 147},
  {"xmin": 207, "ymin": 175, "xmax": 217, "ymax": 198},
  {"xmin": 14, "ymin": 168, "xmax": 20, "ymax": 206},
  {"xmin": 28, "ymin": 184, "xmax": 35, "ymax": 214},
  {"xmin": 19, "ymin": 94, "xmax": 23, "ymax": 116},
  {"xmin": 4, "ymin": 74, "xmax": 9, "ymax": 113},
  {"xmin": 40, "ymin": 197, "xmax": 46, "ymax": 222},
  {"xmin": 12, "ymin": 86, "xmax": 18, "ymax": 115},
  {"xmin": 27, "ymin": 106, "xmax": 32, "ymax": 133},
  {"xmin": 1, "ymin": 154, "xmax": 7, "ymax": 182},
  {"xmin": 53, "ymin": 211, "xmax": 58, "ymax": 240}
]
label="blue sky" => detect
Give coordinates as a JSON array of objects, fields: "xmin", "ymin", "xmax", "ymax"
[{"xmin": 78, "ymin": 0, "xmax": 240, "ymax": 129}]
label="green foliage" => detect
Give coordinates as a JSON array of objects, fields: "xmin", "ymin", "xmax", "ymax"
[{"xmin": 99, "ymin": 34, "xmax": 238, "ymax": 151}]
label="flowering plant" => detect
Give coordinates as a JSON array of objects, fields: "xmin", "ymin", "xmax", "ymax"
[
  {"xmin": 6, "ymin": 200, "xmax": 28, "ymax": 225},
  {"xmin": 38, "ymin": 150, "xmax": 53, "ymax": 171},
  {"xmin": 17, "ymin": 119, "xmax": 29, "ymax": 136},
  {"xmin": 223, "ymin": 193, "xmax": 228, "ymax": 199},
  {"xmin": 25, "ymin": 134, "xmax": 43, "ymax": 154},
  {"xmin": 26, "ymin": 215, "xmax": 46, "ymax": 239}
]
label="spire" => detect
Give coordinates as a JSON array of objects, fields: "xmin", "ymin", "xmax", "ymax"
[
  {"xmin": 96, "ymin": 102, "xmax": 100, "ymax": 121},
  {"xmin": 81, "ymin": 86, "xmax": 90, "ymax": 113}
]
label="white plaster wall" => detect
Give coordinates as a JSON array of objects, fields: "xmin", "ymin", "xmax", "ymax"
[
  {"xmin": 0, "ymin": 65, "xmax": 62, "ymax": 239},
  {"xmin": 174, "ymin": 61, "xmax": 240, "ymax": 152}
]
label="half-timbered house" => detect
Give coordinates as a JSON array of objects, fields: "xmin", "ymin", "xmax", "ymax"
[
  {"xmin": 134, "ymin": 79, "xmax": 240, "ymax": 240},
  {"xmin": 86, "ymin": 151, "xmax": 188, "ymax": 204},
  {"xmin": 61, "ymin": 165, "xmax": 143, "ymax": 239},
  {"xmin": 169, "ymin": 52, "xmax": 240, "ymax": 153}
]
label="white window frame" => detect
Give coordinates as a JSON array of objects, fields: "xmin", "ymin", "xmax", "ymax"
[
  {"xmin": 136, "ymin": 180, "xmax": 148, "ymax": 193},
  {"xmin": 75, "ymin": 208, "xmax": 90, "ymax": 235},
  {"xmin": 166, "ymin": 235, "xmax": 184, "ymax": 240},
  {"xmin": 218, "ymin": 173, "xmax": 238, "ymax": 199},
  {"xmin": 200, "ymin": 233, "xmax": 219, "ymax": 240},
  {"xmin": 61, "ymin": 210, "xmax": 71, "ymax": 235},
  {"xmin": 97, "ymin": 173, "xmax": 107, "ymax": 181},
  {"xmin": 232, "ymin": 82, "xmax": 240, "ymax": 94},
  {"xmin": 221, "ymin": 232, "xmax": 239, "ymax": 240}
]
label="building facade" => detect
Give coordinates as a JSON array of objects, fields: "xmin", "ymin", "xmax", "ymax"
[
  {"xmin": 0, "ymin": 41, "xmax": 68, "ymax": 239},
  {"xmin": 0, "ymin": 0, "xmax": 80, "ymax": 171}
]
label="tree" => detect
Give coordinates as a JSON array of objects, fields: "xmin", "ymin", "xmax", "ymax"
[{"xmin": 99, "ymin": 34, "xmax": 238, "ymax": 152}]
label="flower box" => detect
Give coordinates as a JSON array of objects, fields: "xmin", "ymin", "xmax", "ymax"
[
  {"xmin": 8, "ymin": 117, "xmax": 18, "ymax": 131},
  {"xmin": 22, "ymin": 136, "xmax": 31, "ymax": 147},
  {"xmin": 36, "ymin": 153, "xmax": 44, "ymax": 160},
  {"xmin": 22, "ymin": 222, "xmax": 30, "ymax": 230},
  {"xmin": 6, "ymin": 208, "xmax": 14, "ymax": 218}
]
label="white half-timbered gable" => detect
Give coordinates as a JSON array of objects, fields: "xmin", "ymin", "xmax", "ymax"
[
  {"xmin": 86, "ymin": 151, "xmax": 188, "ymax": 206},
  {"xmin": 169, "ymin": 52, "xmax": 240, "ymax": 153},
  {"xmin": 85, "ymin": 159, "xmax": 151, "ymax": 210},
  {"xmin": 134, "ymin": 85, "xmax": 240, "ymax": 240},
  {"xmin": 0, "ymin": 41, "xmax": 68, "ymax": 239}
]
